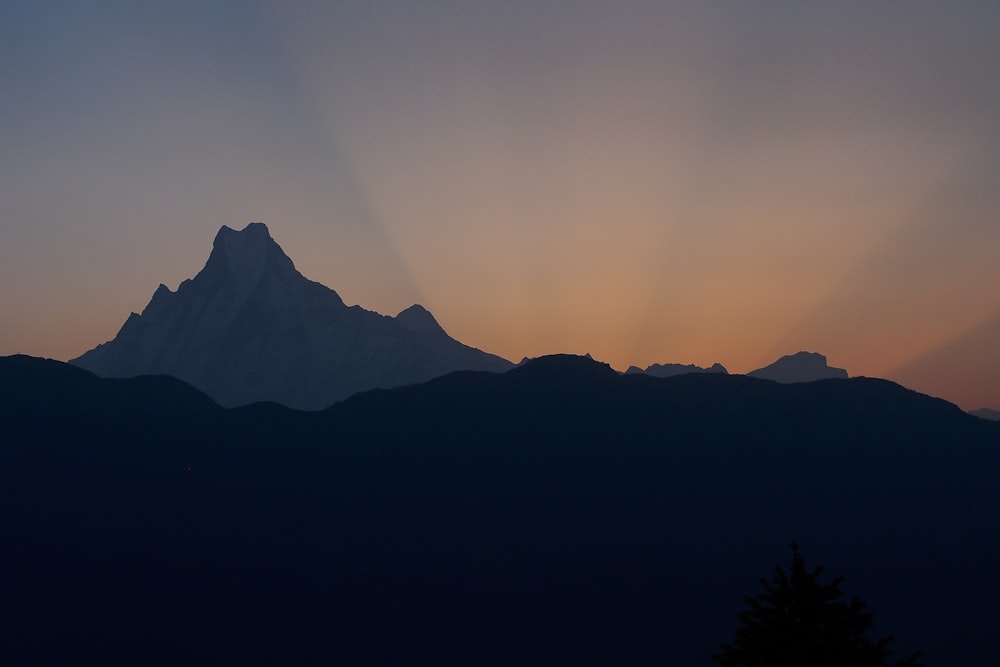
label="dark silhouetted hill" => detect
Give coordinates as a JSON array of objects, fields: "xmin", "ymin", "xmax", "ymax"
[
  {"xmin": 507, "ymin": 352, "xmax": 619, "ymax": 384},
  {"xmin": 625, "ymin": 361, "xmax": 729, "ymax": 377},
  {"xmin": 748, "ymin": 351, "xmax": 849, "ymax": 383},
  {"xmin": 2, "ymin": 354, "xmax": 998, "ymax": 665},
  {"xmin": 70, "ymin": 223, "xmax": 511, "ymax": 409}
]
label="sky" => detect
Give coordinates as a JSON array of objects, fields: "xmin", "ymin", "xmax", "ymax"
[{"xmin": 2, "ymin": 1, "xmax": 999, "ymax": 409}]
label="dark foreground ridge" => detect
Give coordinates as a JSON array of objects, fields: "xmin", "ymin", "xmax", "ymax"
[{"xmin": 2, "ymin": 354, "xmax": 998, "ymax": 664}]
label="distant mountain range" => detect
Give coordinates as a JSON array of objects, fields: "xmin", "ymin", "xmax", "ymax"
[
  {"xmin": 624, "ymin": 361, "xmax": 729, "ymax": 377},
  {"xmin": 971, "ymin": 407, "xmax": 1000, "ymax": 421},
  {"xmin": 626, "ymin": 351, "xmax": 848, "ymax": 384},
  {"xmin": 71, "ymin": 223, "xmax": 511, "ymax": 409},
  {"xmin": 2, "ymin": 353, "xmax": 998, "ymax": 664},
  {"xmin": 67, "ymin": 223, "xmax": 864, "ymax": 409}
]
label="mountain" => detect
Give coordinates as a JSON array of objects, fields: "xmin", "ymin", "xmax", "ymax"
[
  {"xmin": 747, "ymin": 351, "xmax": 848, "ymax": 383},
  {"xmin": 70, "ymin": 223, "xmax": 511, "ymax": 409},
  {"xmin": 624, "ymin": 361, "xmax": 729, "ymax": 377},
  {"xmin": 971, "ymin": 407, "xmax": 1000, "ymax": 421},
  {"xmin": 3, "ymin": 353, "xmax": 998, "ymax": 664}
]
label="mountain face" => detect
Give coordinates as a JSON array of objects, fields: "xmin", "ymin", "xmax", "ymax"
[
  {"xmin": 624, "ymin": 361, "xmax": 729, "ymax": 377},
  {"xmin": 748, "ymin": 351, "xmax": 848, "ymax": 383},
  {"xmin": 70, "ymin": 223, "xmax": 511, "ymax": 409},
  {"xmin": 971, "ymin": 407, "xmax": 1000, "ymax": 421},
  {"xmin": 3, "ymin": 354, "xmax": 998, "ymax": 664}
]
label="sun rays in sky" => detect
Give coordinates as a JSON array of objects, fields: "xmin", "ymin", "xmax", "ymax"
[{"xmin": 2, "ymin": 1, "xmax": 999, "ymax": 408}]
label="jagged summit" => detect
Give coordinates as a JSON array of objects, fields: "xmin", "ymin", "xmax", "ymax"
[
  {"xmin": 71, "ymin": 223, "xmax": 512, "ymax": 409},
  {"xmin": 145, "ymin": 283, "xmax": 174, "ymax": 311},
  {"xmin": 748, "ymin": 351, "xmax": 848, "ymax": 383},
  {"xmin": 204, "ymin": 222, "xmax": 298, "ymax": 287},
  {"xmin": 214, "ymin": 222, "xmax": 280, "ymax": 256}
]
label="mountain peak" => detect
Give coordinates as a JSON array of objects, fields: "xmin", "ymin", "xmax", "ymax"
[
  {"xmin": 748, "ymin": 351, "xmax": 848, "ymax": 383},
  {"xmin": 207, "ymin": 222, "xmax": 296, "ymax": 285},
  {"xmin": 395, "ymin": 304, "xmax": 447, "ymax": 336},
  {"xmin": 71, "ymin": 223, "xmax": 513, "ymax": 409},
  {"xmin": 216, "ymin": 220, "xmax": 270, "ymax": 237}
]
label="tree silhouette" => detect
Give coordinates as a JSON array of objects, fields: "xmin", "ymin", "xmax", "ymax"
[{"xmin": 712, "ymin": 543, "xmax": 923, "ymax": 667}]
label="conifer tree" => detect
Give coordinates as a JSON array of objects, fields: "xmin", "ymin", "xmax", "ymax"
[{"xmin": 712, "ymin": 543, "xmax": 923, "ymax": 667}]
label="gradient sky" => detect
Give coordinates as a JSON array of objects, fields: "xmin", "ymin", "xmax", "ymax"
[{"xmin": 2, "ymin": 1, "xmax": 999, "ymax": 409}]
